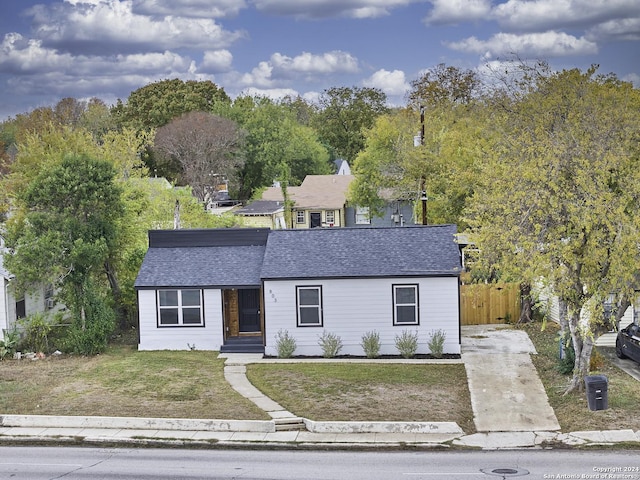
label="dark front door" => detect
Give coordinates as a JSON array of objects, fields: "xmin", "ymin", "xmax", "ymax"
[
  {"xmin": 310, "ymin": 212, "xmax": 322, "ymax": 228},
  {"xmin": 238, "ymin": 289, "xmax": 260, "ymax": 333}
]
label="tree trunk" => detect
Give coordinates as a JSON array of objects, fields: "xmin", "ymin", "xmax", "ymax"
[
  {"xmin": 565, "ymin": 308, "xmax": 590, "ymax": 394},
  {"xmin": 519, "ymin": 282, "xmax": 533, "ymax": 323}
]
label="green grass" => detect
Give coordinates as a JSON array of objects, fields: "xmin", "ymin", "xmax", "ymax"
[
  {"xmin": 0, "ymin": 346, "xmax": 269, "ymax": 420},
  {"xmin": 246, "ymin": 363, "xmax": 476, "ymax": 433},
  {"xmin": 519, "ymin": 321, "xmax": 640, "ymax": 432}
]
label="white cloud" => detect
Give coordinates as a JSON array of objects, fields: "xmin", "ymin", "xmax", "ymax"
[
  {"xmin": 424, "ymin": 0, "xmax": 491, "ymax": 25},
  {"xmin": 587, "ymin": 17, "xmax": 640, "ymax": 41},
  {"xmin": 0, "ymin": 33, "xmax": 74, "ymax": 74},
  {"xmin": 446, "ymin": 31, "xmax": 598, "ymax": 59},
  {"xmin": 492, "ymin": 0, "xmax": 640, "ymax": 32},
  {"xmin": 270, "ymin": 51, "xmax": 360, "ymax": 76},
  {"xmin": 251, "ymin": 0, "xmax": 419, "ymax": 19},
  {"xmin": 201, "ymin": 50, "xmax": 234, "ymax": 72},
  {"xmin": 132, "ymin": 0, "xmax": 247, "ymax": 18},
  {"xmin": 362, "ymin": 69, "xmax": 409, "ymax": 96},
  {"xmin": 27, "ymin": 0, "xmax": 245, "ymax": 55},
  {"xmin": 234, "ymin": 50, "xmax": 360, "ymax": 88}
]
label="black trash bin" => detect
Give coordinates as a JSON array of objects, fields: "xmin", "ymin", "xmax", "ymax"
[{"xmin": 584, "ymin": 375, "xmax": 608, "ymax": 411}]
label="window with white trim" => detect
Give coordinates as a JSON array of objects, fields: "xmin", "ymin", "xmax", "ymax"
[
  {"xmin": 158, "ymin": 289, "xmax": 204, "ymax": 326},
  {"xmin": 325, "ymin": 210, "xmax": 335, "ymax": 225},
  {"xmin": 296, "ymin": 286, "xmax": 323, "ymax": 326},
  {"xmin": 355, "ymin": 206, "xmax": 370, "ymax": 224},
  {"xmin": 296, "ymin": 211, "xmax": 305, "ymax": 224},
  {"xmin": 393, "ymin": 284, "xmax": 419, "ymax": 325}
]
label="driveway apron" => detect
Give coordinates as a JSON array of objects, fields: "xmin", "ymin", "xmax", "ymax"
[{"xmin": 462, "ymin": 325, "xmax": 560, "ymax": 432}]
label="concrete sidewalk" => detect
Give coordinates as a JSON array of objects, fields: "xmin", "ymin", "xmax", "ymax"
[{"xmin": 1, "ymin": 326, "xmax": 639, "ymax": 450}]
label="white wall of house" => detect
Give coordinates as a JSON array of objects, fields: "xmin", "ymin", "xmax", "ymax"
[
  {"xmin": 535, "ymin": 282, "xmax": 634, "ymax": 327},
  {"xmin": 137, "ymin": 289, "xmax": 224, "ymax": 351},
  {"xmin": 263, "ymin": 276, "xmax": 460, "ymax": 357},
  {"xmin": 0, "ymin": 276, "xmax": 8, "ymax": 333}
]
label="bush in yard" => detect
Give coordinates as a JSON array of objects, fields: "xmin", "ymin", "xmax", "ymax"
[
  {"xmin": 318, "ymin": 330, "xmax": 343, "ymax": 358},
  {"xmin": 395, "ymin": 329, "xmax": 419, "ymax": 358},
  {"xmin": 427, "ymin": 329, "xmax": 446, "ymax": 358},
  {"xmin": 274, "ymin": 329, "xmax": 297, "ymax": 358},
  {"xmin": 361, "ymin": 330, "xmax": 381, "ymax": 358},
  {"xmin": 63, "ymin": 292, "xmax": 115, "ymax": 355},
  {"xmin": 19, "ymin": 312, "xmax": 57, "ymax": 353},
  {"xmin": 0, "ymin": 329, "xmax": 20, "ymax": 360},
  {"xmin": 557, "ymin": 332, "xmax": 575, "ymax": 375}
]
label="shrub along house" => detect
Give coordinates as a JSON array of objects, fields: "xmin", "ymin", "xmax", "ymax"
[{"xmin": 134, "ymin": 225, "xmax": 462, "ymax": 356}]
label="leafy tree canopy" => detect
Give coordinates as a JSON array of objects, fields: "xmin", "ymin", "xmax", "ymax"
[
  {"xmin": 313, "ymin": 86, "xmax": 389, "ymax": 162},
  {"xmin": 465, "ymin": 65, "xmax": 640, "ymax": 392},
  {"xmin": 114, "ymin": 79, "xmax": 231, "ymax": 130}
]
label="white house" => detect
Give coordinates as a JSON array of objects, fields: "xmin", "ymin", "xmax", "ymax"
[{"xmin": 134, "ymin": 225, "xmax": 463, "ymax": 356}]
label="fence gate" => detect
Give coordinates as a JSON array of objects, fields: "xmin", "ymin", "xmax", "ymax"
[{"xmin": 460, "ymin": 283, "xmax": 521, "ymax": 325}]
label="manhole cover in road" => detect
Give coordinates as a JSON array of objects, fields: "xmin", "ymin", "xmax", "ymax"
[{"xmin": 481, "ymin": 467, "xmax": 529, "ymax": 477}]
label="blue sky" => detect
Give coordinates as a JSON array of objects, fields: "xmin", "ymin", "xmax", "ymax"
[{"xmin": 0, "ymin": 0, "xmax": 638, "ymax": 120}]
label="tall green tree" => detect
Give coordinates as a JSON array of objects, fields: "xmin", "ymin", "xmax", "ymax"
[
  {"xmin": 313, "ymin": 86, "xmax": 389, "ymax": 162},
  {"xmin": 349, "ymin": 103, "xmax": 485, "ymax": 227},
  {"xmin": 114, "ymin": 79, "xmax": 231, "ymax": 130},
  {"xmin": 230, "ymin": 97, "xmax": 330, "ymax": 199},
  {"xmin": 466, "ymin": 66, "xmax": 640, "ymax": 393},
  {"xmin": 4, "ymin": 154, "xmax": 124, "ymax": 352}
]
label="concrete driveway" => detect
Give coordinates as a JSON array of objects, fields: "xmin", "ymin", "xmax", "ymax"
[
  {"xmin": 462, "ymin": 325, "xmax": 561, "ymax": 433},
  {"xmin": 596, "ymin": 332, "xmax": 640, "ymax": 382}
]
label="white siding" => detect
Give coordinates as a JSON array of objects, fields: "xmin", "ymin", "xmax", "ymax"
[
  {"xmin": 0, "ymin": 277, "xmax": 7, "ymax": 333},
  {"xmin": 263, "ymin": 277, "xmax": 460, "ymax": 356},
  {"xmin": 137, "ymin": 289, "xmax": 224, "ymax": 351}
]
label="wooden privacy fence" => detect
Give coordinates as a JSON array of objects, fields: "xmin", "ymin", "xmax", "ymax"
[{"xmin": 460, "ymin": 283, "xmax": 521, "ymax": 325}]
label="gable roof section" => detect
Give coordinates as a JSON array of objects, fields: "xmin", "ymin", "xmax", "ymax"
[
  {"xmin": 262, "ymin": 175, "xmax": 354, "ymax": 210},
  {"xmin": 261, "ymin": 225, "xmax": 461, "ymax": 280},
  {"xmin": 235, "ymin": 200, "xmax": 284, "ymax": 216},
  {"xmin": 135, "ymin": 228, "xmax": 269, "ymax": 289}
]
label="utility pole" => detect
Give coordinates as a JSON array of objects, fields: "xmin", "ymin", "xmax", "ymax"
[{"xmin": 419, "ymin": 105, "xmax": 427, "ymax": 225}]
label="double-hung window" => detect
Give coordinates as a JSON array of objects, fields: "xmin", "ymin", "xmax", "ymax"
[
  {"xmin": 325, "ymin": 210, "xmax": 335, "ymax": 225},
  {"xmin": 296, "ymin": 211, "xmax": 305, "ymax": 224},
  {"xmin": 158, "ymin": 289, "xmax": 204, "ymax": 326},
  {"xmin": 296, "ymin": 286, "xmax": 323, "ymax": 327},
  {"xmin": 393, "ymin": 284, "xmax": 419, "ymax": 325},
  {"xmin": 355, "ymin": 206, "xmax": 370, "ymax": 224}
]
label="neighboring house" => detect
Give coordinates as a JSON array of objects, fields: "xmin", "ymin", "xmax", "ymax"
[
  {"xmin": 234, "ymin": 200, "xmax": 286, "ymax": 230},
  {"xmin": 134, "ymin": 225, "xmax": 462, "ymax": 356},
  {"xmin": 534, "ymin": 283, "xmax": 634, "ymax": 328},
  {"xmin": 334, "ymin": 158, "xmax": 351, "ymax": 175},
  {"xmin": 345, "ymin": 197, "xmax": 415, "ymax": 228},
  {"xmin": 260, "ymin": 174, "xmax": 416, "ymax": 229},
  {"xmin": 262, "ymin": 175, "xmax": 354, "ymax": 228},
  {"xmin": 0, "ymin": 249, "xmax": 59, "ymax": 334}
]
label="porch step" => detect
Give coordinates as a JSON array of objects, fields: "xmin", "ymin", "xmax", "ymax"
[
  {"xmin": 274, "ymin": 417, "xmax": 306, "ymax": 432},
  {"xmin": 219, "ymin": 343, "xmax": 265, "ymax": 354}
]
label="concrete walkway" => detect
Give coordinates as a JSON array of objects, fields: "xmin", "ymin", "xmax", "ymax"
[{"xmin": 461, "ymin": 325, "xmax": 560, "ymax": 432}]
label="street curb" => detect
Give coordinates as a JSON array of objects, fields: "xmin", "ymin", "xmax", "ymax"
[{"xmin": 0, "ymin": 415, "xmax": 275, "ymax": 433}]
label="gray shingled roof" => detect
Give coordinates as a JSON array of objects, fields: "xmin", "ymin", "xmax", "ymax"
[
  {"xmin": 235, "ymin": 200, "xmax": 284, "ymax": 215},
  {"xmin": 135, "ymin": 245, "xmax": 266, "ymax": 288},
  {"xmin": 260, "ymin": 225, "xmax": 461, "ymax": 279}
]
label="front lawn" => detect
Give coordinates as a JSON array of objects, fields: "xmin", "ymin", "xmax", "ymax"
[
  {"xmin": 246, "ymin": 363, "xmax": 475, "ymax": 433},
  {"xmin": 0, "ymin": 346, "xmax": 269, "ymax": 420}
]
